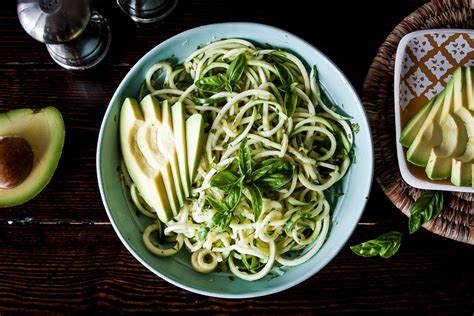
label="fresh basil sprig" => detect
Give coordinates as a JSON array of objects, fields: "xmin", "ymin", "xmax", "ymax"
[
  {"xmin": 195, "ymin": 53, "xmax": 247, "ymax": 93},
  {"xmin": 350, "ymin": 232, "xmax": 402, "ymax": 259},
  {"xmin": 409, "ymin": 190, "xmax": 444, "ymax": 234},
  {"xmin": 207, "ymin": 177, "xmax": 243, "ymax": 230},
  {"xmin": 208, "ymin": 137, "xmax": 294, "ymax": 227}
]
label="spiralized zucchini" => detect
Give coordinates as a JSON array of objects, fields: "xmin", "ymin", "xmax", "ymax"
[{"xmin": 129, "ymin": 39, "xmax": 354, "ymax": 281}]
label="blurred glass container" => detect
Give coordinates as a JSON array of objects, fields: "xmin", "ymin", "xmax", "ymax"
[
  {"xmin": 117, "ymin": 0, "xmax": 178, "ymax": 26},
  {"xmin": 17, "ymin": 0, "xmax": 111, "ymax": 70}
]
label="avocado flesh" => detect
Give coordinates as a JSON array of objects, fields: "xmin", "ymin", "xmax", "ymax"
[
  {"xmin": 403, "ymin": 67, "xmax": 474, "ymax": 187},
  {"xmin": 454, "ymin": 105, "xmax": 474, "ymax": 162},
  {"xmin": 449, "ymin": 68, "xmax": 474, "ymax": 187},
  {"xmin": 120, "ymin": 98, "xmax": 173, "ymax": 223},
  {"xmin": 406, "ymin": 68, "xmax": 462, "ymax": 167},
  {"xmin": 406, "ymin": 91, "xmax": 447, "ymax": 166},
  {"xmin": 400, "ymin": 98, "xmax": 433, "ymax": 147},
  {"xmin": 138, "ymin": 96, "xmax": 180, "ymax": 216},
  {"xmin": 186, "ymin": 114, "xmax": 205, "ymax": 182},
  {"xmin": 0, "ymin": 107, "xmax": 65, "ymax": 207},
  {"xmin": 159, "ymin": 100, "xmax": 185, "ymax": 210},
  {"xmin": 433, "ymin": 113, "xmax": 468, "ymax": 158},
  {"xmin": 425, "ymin": 150, "xmax": 452, "ymax": 180},
  {"xmin": 171, "ymin": 101, "xmax": 191, "ymax": 198},
  {"xmin": 466, "ymin": 66, "xmax": 473, "ymax": 110},
  {"xmin": 451, "ymin": 159, "xmax": 472, "ymax": 187}
]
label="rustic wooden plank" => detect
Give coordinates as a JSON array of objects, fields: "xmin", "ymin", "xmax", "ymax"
[
  {"xmin": 1, "ymin": 0, "xmax": 428, "ymax": 84},
  {"xmin": 0, "ymin": 224, "xmax": 471, "ymax": 314}
]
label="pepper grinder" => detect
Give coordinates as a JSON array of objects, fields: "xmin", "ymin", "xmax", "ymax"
[
  {"xmin": 17, "ymin": 0, "xmax": 111, "ymax": 70},
  {"xmin": 117, "ymin": 0, "xmax": 178, "ymax": 26}
]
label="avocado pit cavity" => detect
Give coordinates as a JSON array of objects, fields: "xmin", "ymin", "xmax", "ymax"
[{"xmin": 0, "ymin": 136, "xmax": 34, "ymax": 189}]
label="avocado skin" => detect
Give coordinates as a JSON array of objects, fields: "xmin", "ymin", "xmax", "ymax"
[{"xmin": 0, "ymin": 107, "xmax": 65, "ymax": 207}]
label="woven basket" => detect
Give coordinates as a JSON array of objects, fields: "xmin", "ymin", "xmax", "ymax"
[{"xmin": 362, "ymin": 0, "xmax": 474, "ymax": 244}]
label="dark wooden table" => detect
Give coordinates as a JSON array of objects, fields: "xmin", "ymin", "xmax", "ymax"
[{"xmin": 1, "ymin": 0, "xmax": 473, "ymax": 313}]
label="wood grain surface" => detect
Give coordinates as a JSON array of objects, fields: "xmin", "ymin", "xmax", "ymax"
[{"xmin": 0, "ymin": 0, "xmax": 472, "ymax": 314}]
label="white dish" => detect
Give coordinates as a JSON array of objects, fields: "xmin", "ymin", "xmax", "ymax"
[{"xmin": 394, "ymin": 29, "xmax": 474, "ymax": 193}]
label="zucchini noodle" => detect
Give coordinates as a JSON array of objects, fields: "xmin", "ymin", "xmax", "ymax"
[{"xmin": 126, "ymin": 39, "xmax": 355, "ymax": 281}]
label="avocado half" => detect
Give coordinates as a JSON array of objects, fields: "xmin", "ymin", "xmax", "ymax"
[{"xmin": 0, "ymin": 107, "xmax": 65, "ymax": 207}]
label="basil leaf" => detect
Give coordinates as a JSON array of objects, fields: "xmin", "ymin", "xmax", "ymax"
[
  {"xmin": 350, "ymin": 231, "xmax": 402, "ymax": 259},
  {"xmin": 311, "ymin": 65, "xmax": 321, "ymax": 98},
  {"xmin": 250, "ymin": 162, "xmax": 274, "ymax": 182},
  {"xmin": 210, "ymin": 170, "xmax": 240, "ymax": 192},
  {"xmin": 251, "ymin": 157, "xmax": 290, "ymax": 180},
  {"xmin": 197, "ymin": 226, "xmax": 210, "ymax": 241},
  {"xmin": 207, "ymin": 196, "xmax": 227, "ymax": 214},
  {"xmin": 195, "ymin": 73, "xmax": 229, "ymax": 93},
  {"xmin": 253, "ymin": 159, "xmax": 294, "ymax": 192},
  {"xmin": 238, "ymin": 137, "xmax": 252, "ymax": 177},
  {"xmin": 409, "ymin": 191, "xmax": 444, "ymax": 234},
  {"xmin": 223, "ymin": 178, "xmax": 244, "ymax": 212},
  {"xmin": 211, "ymin": 211, "xmax": 232, "ymax": 230},
  {"xmin": 226, "ymin": 53, "xmax": 246, "ymax": 83},
  {"xmin": 254, "ymin": 173, "xmax": 292, "ymax": 192},
  {"xmin": 274, "ymin": 62, "xmax": 294, "ymax": 88},
  {"xmin": 247, "ymin": 183, "xmax": 263, "ymax": 222},
  {"xmin": 284, "ymin": 91, "xmax": 298, "ymax": 116}
]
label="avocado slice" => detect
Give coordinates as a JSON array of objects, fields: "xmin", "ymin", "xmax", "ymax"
[
  {"xmin": 137, "ymin": 95, "xmax": 180, "ymax": 216},
  {"xmin": 0, "ymin": 107, "xmax": 65, "ymax": 207},
  {"xmin": 407, "ymin": 68, "xmax": 462, "ymax": 166},
  {"xmin": 406, "ymin": 91, "xmax": 447, "ymax": 166},
  {"xmin": 466, "ymin": 66, "xmax": 473, "ymax": 110},
  {"xmin": 171, "ymin": 101, "xmax": 191, "ymax": 198},
  {"xmin": 433, "ymin": 113, "xmax": 468, "ymax": 158},
  {"xmin": 400, "ymin": 98, "xmax": 434, "ymax": 147},
  {"xmin": 120, "ymin": 98, "xmax": 173, "ymax": 223},
  {"xmin": 453, "ymin": 103, "xmax": 474, "ymax": 162},
  {"xmin": 451, "ymin": 159, "xmax": 472, "ymax": 187},
  {"xmin": 425, "ymin": 150, "xmax": 452, "ymax": 180},
  {"xmin": 159, "ymin": 100, "xmax": 185, "ymax": 209},
  {"xmin": 186, "ymin": 114, "xmax": 205, "ymax": 183}
]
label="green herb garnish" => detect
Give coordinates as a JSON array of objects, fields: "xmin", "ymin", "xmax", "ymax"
[
  {"xmin": 208, "ymin": 137, "xmax": 294, "ymax": 227},
  {"xmin": 350, "ymin": 231, "xmax": 402, "ymax": 259},
  {"xmin": 409, "ymin": 191, "xmax": 444, "ymax": 234},
  {"xmin": 195, "ymin": 53, "xmax": 247, "ymax": 93}
]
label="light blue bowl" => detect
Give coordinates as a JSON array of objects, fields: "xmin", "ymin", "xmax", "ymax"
[{"xmin": 97, "ymin": 22, "xmax": 374, "ymax": 298}]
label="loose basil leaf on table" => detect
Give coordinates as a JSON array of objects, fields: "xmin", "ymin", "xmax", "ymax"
[
  {"xmin": 350, "ymin": 231, "xmax": 402, "ymax": 259},
  {"xmin": 409, "ymin": 190, "xmax": 444, "ymax": 234}
]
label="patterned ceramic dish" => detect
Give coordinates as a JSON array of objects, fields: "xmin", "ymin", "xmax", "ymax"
[
  {"xmin": 394, "ymin": 29, "xmax": 474, "ymax": 193},
  {"xmin": 97, "ymin": 23, "xmax": 373, "ymax": 298}
]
